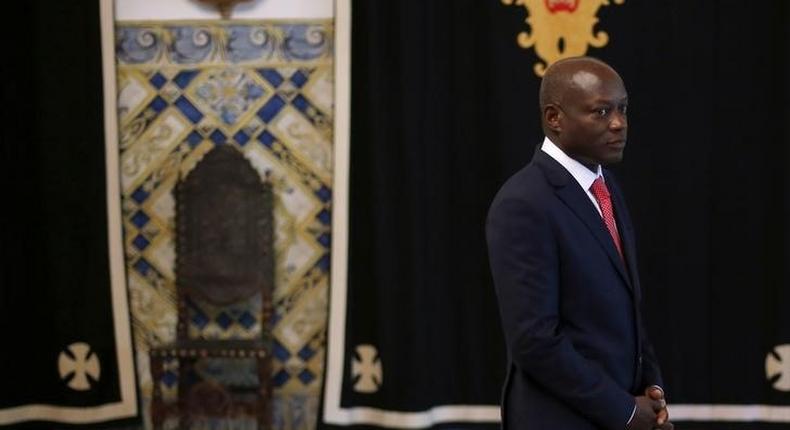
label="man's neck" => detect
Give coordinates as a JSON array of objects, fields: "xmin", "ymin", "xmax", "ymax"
[
  {"xmin": 548, "ymin": 136, "xmax": 600, "ymax": 173},
  {"xmin": 578, "ymin": 159, "xmax": 600, "ymax": 174}
]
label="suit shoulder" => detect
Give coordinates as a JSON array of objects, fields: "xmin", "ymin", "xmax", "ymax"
[
  {"xmin": 487, "ymin": 161, "xmax": 554, "ymax": 220},
  {"xmin": 491, "ymin": 162, "xmax": 552, "ymax": 204}
]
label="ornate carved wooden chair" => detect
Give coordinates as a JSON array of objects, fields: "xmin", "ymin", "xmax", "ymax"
[{"xmin": 149, "ymin": 145, "xmax": 274, "ymax": 429}]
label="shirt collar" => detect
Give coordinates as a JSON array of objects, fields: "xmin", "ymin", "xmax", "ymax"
[{"xmin": 540, "ymin": 136, "xmax": 602, "ymax": 191}]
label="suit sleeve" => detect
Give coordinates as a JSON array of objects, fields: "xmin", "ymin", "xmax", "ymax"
[
  {"xmin": 639, "ymin": 315, "xmax": 664, "ymax": 390},
  {"xmin": 486, "ymin": 196, "xmax": 634, "ymax": 430}
]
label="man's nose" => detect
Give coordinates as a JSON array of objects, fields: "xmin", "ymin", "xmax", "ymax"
[{"xmin": 609, "ymin": 112, "xmax": 627, "ymax": 130}]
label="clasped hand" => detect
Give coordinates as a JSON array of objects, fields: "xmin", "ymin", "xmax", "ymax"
[{"xmin": 627, "ymin": 386, "xmax": 673, "ymax": 430}]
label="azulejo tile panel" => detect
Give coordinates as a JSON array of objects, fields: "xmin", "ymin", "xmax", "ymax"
[{"xmin": 115, "ymin": 21, "xmax": 333, "ymax": 430}]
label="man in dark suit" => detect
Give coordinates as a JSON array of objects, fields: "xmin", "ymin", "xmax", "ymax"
[{"xmin": 486, "ymin": 57, "xmax": 672, "ymax": 430}]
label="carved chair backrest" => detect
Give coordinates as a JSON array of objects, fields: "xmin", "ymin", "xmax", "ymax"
[{"xmin": 175, "ymin": 145, "xmax": 274, "ymax": 340}]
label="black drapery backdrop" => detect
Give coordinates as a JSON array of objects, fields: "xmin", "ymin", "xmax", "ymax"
[
  {"xmin": 337, "ymin": 1, "xmax": 789, "ymax": 429},
  {"xmin": 0, "ymin": 1, "xmax": 137, "ymax": 428}
]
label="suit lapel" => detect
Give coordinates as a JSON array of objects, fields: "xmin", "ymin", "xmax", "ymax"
[
  {"xmin": 606, "ymin": 172, "xmax": 640, "ymax": 291},
  {"xmin": 533, "ymin": 150, "xmax": 633, "ymax": 291}
]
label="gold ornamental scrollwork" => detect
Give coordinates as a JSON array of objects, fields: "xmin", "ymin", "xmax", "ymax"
[{"xmin": 501, "ymin": 0, "xmax": 625, "ymax": 77}]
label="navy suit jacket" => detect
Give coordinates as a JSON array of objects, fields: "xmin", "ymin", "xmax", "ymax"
[{"xmin": 486, "ymin": 147, "xmax": 663, "ymax": 430}]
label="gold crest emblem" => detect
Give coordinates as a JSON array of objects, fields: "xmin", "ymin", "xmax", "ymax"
[{"xmin": 501, "ymin": 0, "xmax": 625, "ymax": 76}]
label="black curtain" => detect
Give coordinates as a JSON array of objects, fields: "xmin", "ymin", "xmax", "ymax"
[
  {"xmin": 337, "ymin": 1, "xmax": 790, "ymax": 429},
  {"xmin": 0, "ymin": 2, "xmax": 137, "ymax": 428}
]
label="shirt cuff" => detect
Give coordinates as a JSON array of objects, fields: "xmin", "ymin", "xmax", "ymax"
[{"xmin": 625, "ymin": 403, "xmax": 637, "ymax": 428}]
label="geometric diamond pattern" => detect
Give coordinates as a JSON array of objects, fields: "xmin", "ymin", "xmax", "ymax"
[
  {"xmin": 191, "ymin": 308, "xmax": 210, "ymax": 330},
  {"xmin": 130, "ymin": 210, "xmax": 150, "ymax": 228},
  {"xmin": 116, "ymin": 21, "xmax": 333, "ymax": 430},
  {"xmin": 289, "ymin": 70, "xmax": 309, "ymax": 88},
  {"xmin": 274, "ymin": 369, "xmax": 290, "ymax": 388},
  {"xmin": 216, "ymin": 312, "xmax": 233, "ymax": 330},
  {"xmin": 297, "ymin": 345, "xmax": 315, "ymax": 362},
  {"xmin": 260, "ymin": 69, "xmax": 285, "ymax": 87},
  {"xmin": 273, "ymin": 340, "xmax": 291, "ymax": 362},
  {"xmin": 149, "ymin": 72, "xmax": 167, "ymax": 89},
  {"xmin": 186, "ymin": 293, "xmax": 263, "ymax": 340},
  {"xmin": 298, "ymin": 369, "xmax": 315, "ymax": 385},
  {"xmin": 132, "ymin": 234, "xmax": 150, "ymax": 251},
  {"xmin": 257, "ymin": 95, "xmax": 287, "ymax": 123},
  {"xmin": 239, "ymin": 311, "xmax": 256, "ymax": 329},
  {"xmin": 189, "ymin": 68, "xmax": 266, "ymax": 126}
]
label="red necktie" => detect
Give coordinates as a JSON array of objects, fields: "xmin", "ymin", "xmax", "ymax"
[{"xmin": 589, "ymin": 177, "xmax": 623, "ymax": 259}]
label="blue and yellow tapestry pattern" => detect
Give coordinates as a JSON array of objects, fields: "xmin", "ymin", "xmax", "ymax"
[{"xmin": 115, "ymin": 21, "xmax": 332, "ymax": 429}]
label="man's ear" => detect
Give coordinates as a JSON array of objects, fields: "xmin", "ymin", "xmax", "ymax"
[{"xmin": 544, "ymin": 104, "xmax": 562, "ymax": 133}]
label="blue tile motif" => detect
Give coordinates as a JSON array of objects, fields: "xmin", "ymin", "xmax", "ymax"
[
  {"xmin": 216, "ymin": 312, "xmax": 233, "ymax": 329},
  {"xmin": 238, "ymin": 311, "xmax": 256, "ymax": 329},
  {"xmin": 272, "ymin": 340, "xmax": 291, "ymax": 361},
  {"xmin": 149, "ymin": 96, "xmax": 167, "ymax": 113},
  {"xmin": 290, "ymin": 70, "xmax": 309, "ymax": 88},
  {"xmin": 273, "ymin": 369, "xmax": 289, "ymax": 387},
  {"xmin": 169, "ymin": 27, "xmax": 213, "ymax": 64},
  {"xmin": 257, "ymin": 95, "xmax": 286, "ymax": 123},
  {"xmin": 117, "ymin": 24, "xmax": 330, "ymax": 66},
  {"xmin": 186, "ymin": 130, "xmax": 203, "ymax": 147},
  {"xmin": 191, "ymin": 310, "xmax": 210, "ymax": 330},
  {"xmin": 174, "ymin": 96, "xmax": 204, "ymax": 123},
  {"xmin": 234, "ymin": 130, "xmax": 250, "ymax": 146},
  {"xmin": 209, "ymin": 129, "xmax": 227, "ymax": 145},
  {"xmin": 193, "ymin": 69, "xmax": 266, "ymax": 125},
  {"xmin": 317, "ymin": 209, "xmax": 331, "ymax": 225},
  {"xmin": 291, "ymin": 94, "xmax": 310, "ymax": 113},
  {"xmin": 315, "ymin": 186, "xmax": 331, "ymax": 202},
  {"xmin": 259, "ymin": 69, "xmax": 284, "ymax": 87},
  {"xmin": 132, "ymin": 234, "xmax": 150, "ymax": 251},
  {"xmin": 297, "ymin": 369, "xmax": 315, "ymax": 385},
  {"xmin": 133, "ymin": 258, "xmax": 151, "ymax": 276},
  {"xmin": 149, "ymin": 72, "xmax": 167, "ymax": 89},
  {"xmin": 131, "ymin": 187, "xmax": 149, "ymax": 204},
  {"xmin": 186, "ymin": 298, "xmax": 211, "ymax": 329},
  {"xmin": 291, "ymin": 94, "xmax": 329, "ymax": 128},
  {"xmin": 317, "ymin": 233, "xmax": 330, "ymax": 247},
  {"xmin": 281, "ymin": 25, "xmax": 330, "ymax": 61},
  {"xmin": 297, "ymin": 345, "xmax": 314, "ymax": 361},
  {"xmin": 257, "ymin": 130, "xmax": 276, "ymax": 147},
  {"xmin": 316, "ymin": 254, "xmax": 330, "ymax": 272},
  {"xmin": 173, "ymin": 70, "xmax": 200, "ymax": 89},
  {"xmin": 227, "ymin": 26, "xmax": 276, "ymax": 63},
  {"xmin": 131, "ymin": 211, "xmax": 150, "ymax": 228},
  {"xmin": 116, "ymin": 27, "xmax": 161, "ymax": 64}
]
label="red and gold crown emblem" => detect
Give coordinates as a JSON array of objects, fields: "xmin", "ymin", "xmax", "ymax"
[
  {"xmin": 502, "ymin": 0, "xmax": 625, "ymax": 76},
  {"xmin": 545, "ymin": 0, "xmax": 580, "ymax": 13}
]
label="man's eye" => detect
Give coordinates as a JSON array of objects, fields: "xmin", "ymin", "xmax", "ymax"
[{"xmin": 596, "ymin": 108, "xmax": 609, "ymax": 116}]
